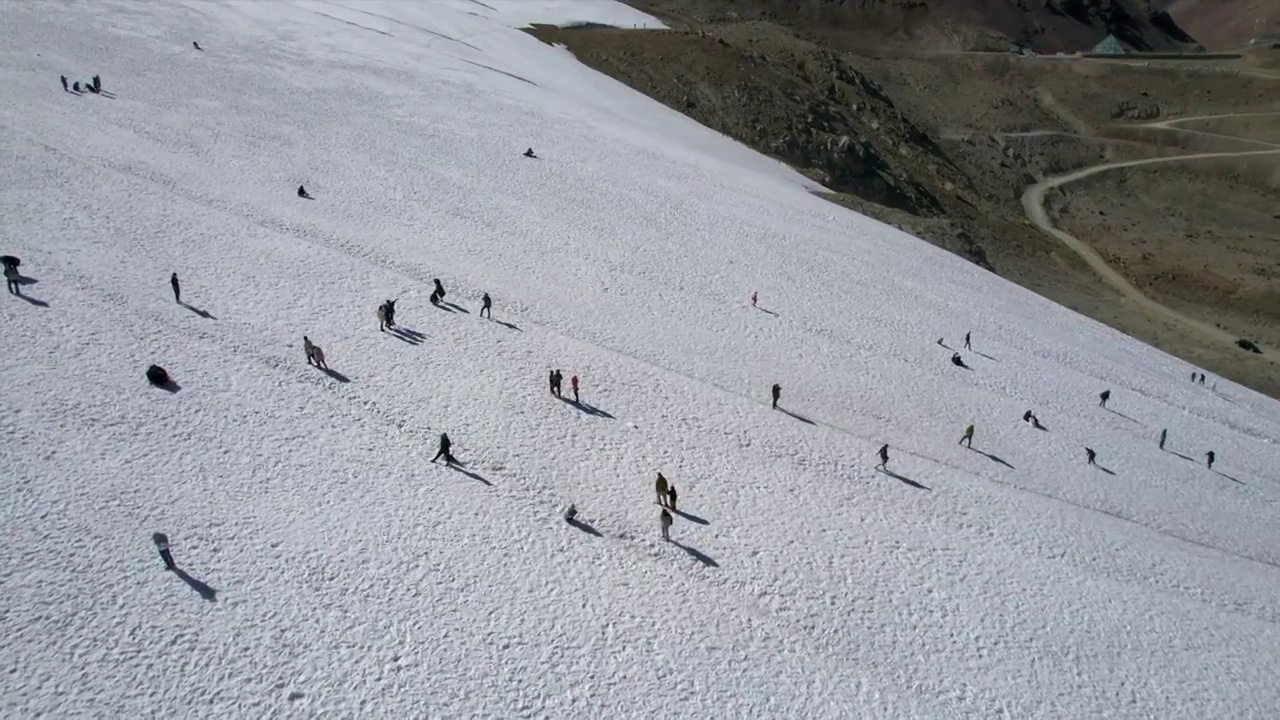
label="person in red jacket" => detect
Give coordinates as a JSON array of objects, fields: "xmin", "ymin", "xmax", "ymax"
[{"xmin": 570, "ymin": 374, "xmax": 579, "ymax": 403}]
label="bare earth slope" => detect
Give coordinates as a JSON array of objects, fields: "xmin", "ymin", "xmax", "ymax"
[{"xmin": 532, "ymin": 4, "xmax": 1280, "ymax": 398}]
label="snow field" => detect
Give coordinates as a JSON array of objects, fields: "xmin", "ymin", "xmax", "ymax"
[{"xmin": 2, "ymin": 0, "xmax": 1280, "ymax": 717}]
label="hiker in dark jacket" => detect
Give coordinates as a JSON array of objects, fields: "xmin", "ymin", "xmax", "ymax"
[
  {"xmin": 950, "ymin": 353, "xmax": 968, "ymax": 369},
  {"xmin": 876, "ymin": 444, "xmax": 889, "ymax": 469},
  {"xmin": 4, "ymin": 264, "xmax": 19, "ymax": 295},
  {"xmin": 771, "ymin": 383, "xmax": 781, "ymax": 410},
  {"xmin": 480, "ymin": 292, "xmax": 492, "ymax": 318},
  {"xmin": 1099, "ymin": 390, "xmax": 1111, "ymax": 408},
  {"xmin": 384, "ymin": 299, "xmax": 396, "ymax": 327},
  {"xmin": 1158, "ymin": 428, "xmax": 1167, "ymax": 450},
  {"xmin": 1205, "ymin": 451, "xmax": 1215, "ymax": 469},
  {"xmin": 433, "ymin": 278, "xmax": 446, "ymax": 301},
  {"xmin": 964, "ymin": 331, "xmax": 971, "ymax": 350},
  {"xmin": 297, "ymin": 184, "xmax": 310, "ymax": 199},
  {"xmin": 666, "ymin": 484, "xmax": 678, "ymax": 512},
  {"xmin": 660, "ymin": 509, "xmax": 672, "ymax": 541},
  {"xmin": 60, "ymin": 75, "xmax": 68, "ymax": 92},
  {"xmin": 655, "ymin": 473, "xmax": 668, "ymax": 506},
  {"xmin": 73, "ymin": 81, "xmax": 81, "ymax": 92},
  {"xmin": 92, "ymin": 74, "xmax": 101, "ymax": 93},
  {"xmin": 1085, "ymin": 447, "xmax": 1097, "ymax": 465},
  {"xmin": 432, "ymin": 433, "xmax": 454, "ymax": 465},
  {"xmin": 170, "ymin": 272, "xmax": 181, "ymax": 303}
]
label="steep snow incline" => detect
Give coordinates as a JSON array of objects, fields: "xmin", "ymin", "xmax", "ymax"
[{"xmin": 2, "ymin": 1, "xmax": 1279, "ymax": 718}]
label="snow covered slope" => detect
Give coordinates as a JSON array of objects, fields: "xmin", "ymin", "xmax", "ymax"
[{"xmin": 2, "ymin": 1, "xmax": 1279, "ymax": 717}]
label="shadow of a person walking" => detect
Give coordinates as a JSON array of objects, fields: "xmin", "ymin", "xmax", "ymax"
[
  {"xmin": 174, "ymin": 569, "xmax": 218, "ymax": 602},
  {"xmin": 876, "ymin": 467, "xmax": 930, "ymax": 490},
  {"xmin": 567, "ymin": 517, "xmax": 603, "ymax": 536},
  {"xmin": 968, "ymin": 447, "xmax": 1014, "ymax": 469},
  {"xmin": 180, "ymin": 302, "xmax": 216, "ymax": 320},
  {"xmin": 672, "ymin": 541, "xmax": 719, "ymax": 567},
  {"xmin": 779, "ymin": 408, "xmax": 816, "ymax": 425}
]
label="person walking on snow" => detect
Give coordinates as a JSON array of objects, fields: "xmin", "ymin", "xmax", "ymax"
[
  {"xmin": 655, "ymin": 473, "xmax": 668, "ymax": 506},
  {"xmin": 1099, "ymin": 390, "xmax": 1111, "ymax": 408},
  {"xmin": 771, "ymin": 383, "xmax": 781, "ymax": 410},
  {"xmin": 570, "ymin": 374, "xmax": 579, "ymax": 403},
  {"xmin": 384, "ymin": 299, "xmax": 396, "ymax": 327},
  {"xmin": 666, "ymin": 484, "xmax": 678, "ymax": 512},
  {"xmin": 960, "ymin": 424, "xmax": 975, "ymax": 448},
  {"xmin": 1205, "ymin": 451, "xmax": 1215, "ymax": 469},
  {"xmin": 1159, "ymin": 428, "xmax": 1168, "ymax": 450},
  {"xmin": 432, "ymin": 278, "xmax": 446, "ymax": 302},
  {"xmin": 297, "ymin": 185, "xmax": 311, "ymax": 199},
  {"xmin": 303, "ymin": 336, "xmax": 316, "ymax": 365},
  {"xmin": 950, "ymin": 353, "xmax": 968, "ymax": 369},
  {"xmin": 60, "ymin": 75, "xmax": 68, "ymax": 92},
  {"xmin": 432, "ymin": 433, "xmax": 454, "ymax": 465},
  {"xmin": 660, "ymin": 508, "xmax": 673, "ymax": 541},
  {"xmin": 750, "ymin": 291, "xmax": 757, "ymax": 307},
  {"xmin": 5, "ymin": 264, "xmax": 20, "ymax": 295},
  {"xmin": 310, "ymin": 344, "xmax": 327, "ymax": 370},
  {"xmin": 876, "ymin": 444, "xmax": 889, "ymax": 470},
  {"xmin": 480, "ymin": 292, "xmax": 492, "ymax": 319},
  {"xmin": 170, "ymin": 272, "xmax": 181, "ymax": 303},
  {"xmin": 1198, "ymin": 373, "xmax": 1206, "ymax": 386},
  {"xmin": 564, "ymin": 503, "xmax": 577, "ymax": 522},
  {"xmin": 153, "ymin": 533, "xmax": 177, "ymax": 571},
  {"xmin": 964, "ymin": 331, "xmax": 971, "ymax": 350},
  {"xmin": 1085, "ymin": 447, "xmax": 1097, "ymax": 465}
]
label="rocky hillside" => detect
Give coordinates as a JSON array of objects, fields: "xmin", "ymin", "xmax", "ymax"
[{"xmin": 1162, "ymin": 0, "xmax": 1280, "ymax": 49}]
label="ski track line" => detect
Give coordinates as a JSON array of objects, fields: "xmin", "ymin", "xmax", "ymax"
[
  {"xmin": 1021, "ymin": 148, "xmax": 1280, "ymax": 353},
  {"xmin": 26, "ymin": 137, "xmax": 1279, "ymax": 576}
]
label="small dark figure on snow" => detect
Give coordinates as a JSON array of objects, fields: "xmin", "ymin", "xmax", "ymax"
[
  {"xmin": 384, "ymin": 299, "xmax": 397, "ymax": 327},
  {"xmin": 1205, "ymin": 451, "xmax": 1215, "ymax": 469},
  {"xmin": 1099, "ymin": 390, "xmax": 1111, "ymax": 408},
  {"xmin": 297, "ymin": 184, "xmax": 311, "ymax": 199},
  {"xmin": 655, "ymin": 472, "xmax": 668, "ymax": 506},
  {"xmin": 750, "ymin": 291, "xmax": 757, "ymax": 307},
  {"xmin": 523, "ymin": 148, "xmax": 537, "ymax": 158},
  {"xmin": 666, "ymin": 484, "xmax": 678, "ymax": 512},
  {"xmin": 304, "ymin": 336, "xmax": 316, "ymax": 365},
  {"xmin": 432, "ymin": 432, "xmax": 454, "ymax": 465},
  {"xmin": 0, "ymin": 256, "xmax": 18, "ymax": 274},
  {"xmin": 959, "ymin": 424, "xmax": 975, "ymax": 448},
  {"xmin": 1198, "ymin": 373, "xmax": 1206, "ymax": 386},
  {"xmin": 1031, "ymin": 416, "xmax": 1045, "ymax": 431},
  {"xmin": 480, "ymin": 292, "xmax": 492, "ymax": 318},
  {"xmin": 170, "ymin": 272, "xmax": 181, "ymax": 303},
  {"xmin": 310, "ymin": 344, "xmax": 327, "ymax": 370},
  {"xmin": 1158, "ymin": 428, "xmax": 1167, "ymax": 450},
  {"xmin": 193, "ymin": 41, "xmax": 202, "ymax": 51},
  {"xmin": 146, "ymin": 364, "xmax": 170, "ymax": 387},
  {"xmin": 433, "ymin": 278, "xmax": 446, "ymax": 301},
  {"xmin": 4, "ymin": 264, "xmax": 19, "ymax": 295},
  {"xmin": 92, "ymin": 75, "xmax": 101, "ymax": 93},
  {"xmin": 60, "ymin": 75, "xmax": 68, "ymax": 92},
  {"xmin": 950, "ymin": 353, "xmax": 968, "ymax": 369},
  {"xmin": 660, "ymin": 508, "xmax": 673, "ymax": 541},
  {"xmin": 1190, "ymin": 372, "xmax": 1196, "ymax": 382},
  {"xmin": 153, "ymin": 532, "xmax": 177, "ymax": 571},
  {"xmin": 1085, "ymin": 447, "xmax": 1097, "ymax": 465},
  {"xmin": 377, "ymin": 302, "xmax": 391, "ymax": 331},
  {"xmin": 1023, "ymin": 410, "xmax": 1033, "ymax": 423},
  {"xmin": 570, "ymin": 374, "xmax": 580, "ymax": 403},
  {"xmin": 564, "ymin": 504, "xmax": 577, "ymax": 522},
  {"xmin": 876, "ymin": 444, "xmax": 890, "ymax": 469},
  {"xmin": 771, "ymin": 383, "xmax": 781, "ymax": 410},
  {"xmin": 964, "ymin": 331, "xmax": 971, "ymax": 350},
  {"xmin": 73, "ymin": 81, "xmax": 81, "ymax": 92}
]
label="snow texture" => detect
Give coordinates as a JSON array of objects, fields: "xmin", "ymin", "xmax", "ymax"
[{"xmin": 2, "ymin": 1, "xmax": 1279, "ymax": 718}]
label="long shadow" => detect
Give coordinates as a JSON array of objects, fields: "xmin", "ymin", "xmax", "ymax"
[
  {"xmin": 1213, "ymin": 470, "xmax": 1245, "ymax": 485},
  {"xmin": 152, "ymin": 379, "xmax": 182, "ymax": 393},
  {"xmin": 936, "ymin": 339, "xmax": 953, "ymax": 350},
  {"xmin": 1104, "ymin": 407, "xmax": 1138, "ymax": 423},
  {"xmin": 673, "ymin": 508, "xmax": 710, "ymax": 525},
  {"xmin": 319, "ymin": 367, "xmax": 351, "ymax": 383},
  {"xmin": 14, "ymin": 293, "xmax": 50, "ymax": 307},
  {"xmin": 974, "ymin": 350, "xmax": 1000, "ymax": 362},
  {"xmin": 968, "ymin": 447, "xmax": 1015, "ymax": 469},
  {"xmin": 778, "ymin": 407, "xmax": 816, "ymax": 425},
  {"xmin": 387, "ymin": 327, "xmax": 423, "ymax": 345},
  {"xmin": 672, "ymin": 541, "xmax": 719, "ymax": 567},
  {"xmin": 396, "ymin": 327, "xmax": 426, "ymax": 340},
  {"xmin": 952, "ymin": 363, "xmax": 974, "ymax": 371},
  {"xmin": 567, "ymin": 517, "xmax": 602, "ymax": 536},
  {"xmin": 1031, "ymin": 422, "xmax": 1049, "ymax": 431},
  {"xmin": 1094, "ymin": 464, "xmax": 1117, "ymax": 476},
  {"xmin": 490, "ymin": 318, "xmax": 522, "ymax": 332},
  {"xmin": 755, "ymin": 306, "xmax": 778, "ymax": 317},
  {"xmin": 441, "ymin": 301, "xmax": 469, "ymax": 314},
  {"xmin": 174, "ymin": 568, "xmax": 218, "ymax": 602},
  {"xmin": 1169, "ymin": 450, "xmax": 1197, "ymax": 463},
  {"xmin": 877, "ymin": 467, "xmax": 930, "ymax": 490},
  {"xmin": 447, "ymin": 462, "xmax": 492, "ymax": 486},
  {"xmin": 558, "ymin": 396, "xmax": 615, "ymax": 419},
  {"xmin": 14, "ymin": 276, "xmax": 37, "ymax": 286},
  {"xmin": 431, "ymin": 302, "xmax": 456, "ymax": 313},
  {"xmin": 180, "ymin": 302, "xmax": 216, "ymax": 319}
]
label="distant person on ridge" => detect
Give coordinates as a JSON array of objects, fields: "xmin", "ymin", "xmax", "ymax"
[
  {"xmin": 771, "ymin": 383, "xmax": 781, "ymax": 410},
  {"xmin": 959, "ymin": 424, "xmax": 975, "ymax": 448},
  {"xmin": 1085, "ymin": 447, "xmax": 1097, "ymax": 465},
  {"xmin": 655, "ymin": 472, "xmax": 669, "ymax": 507},
  {"xmin": 876, "ymin": 444, "xmax": 890, "ymax": 470},
  {"xmin": 1158, "ymin": 428, "xmax": 1167, "ymax": 450},
  {"xmin": 964, "ymin": 331, "xmax": 971, "ymax": 350},
  {"xmin": 1205, "ymin": 451, "xmax": 1215, "ymax": 469},
  {"xmin": 480, "ymin": 292, "xmax": 492, "ymax": 319},
  {"xmin": 170, "ymin": 272, "xmax": 181, "ymax": 303},
  {"xmin": 384, "ymin": 299, "xmax": 397, "ymax": 327},
  {"xmin": 1098, "ymin": 390, "xmax": 1111, "ymax": 408},
  {"xmin": 1198, "ymin": 373, "xmax": 1206, "ymax": 386}
]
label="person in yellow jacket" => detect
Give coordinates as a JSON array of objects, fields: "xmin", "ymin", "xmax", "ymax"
[{"xmin": 960, "ymin": 424, "xmax": 975, "ymax": 448}]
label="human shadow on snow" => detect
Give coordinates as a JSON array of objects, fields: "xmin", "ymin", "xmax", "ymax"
[
  {"xmin": 778, "ymin": 407, "xmax": 816, "ymax": 425},
  {"xmin": 1093, "ymin": 464, "xmax": 1117, "ymax": 476},
  {"xmin": 754, "ymin": 306, "xmax": 778, "ymax": 317},
  {"xmin": 387, "ymin": 327, "xmax": 423, "ymax": 345},
  {"xmin": 974, "ymin": 350, "xmax": 1000, "ymax": 363},
  {"xmin": 877, "ymin": 467, "xmax": 930, "ymax": 490},
  {"xmin": 446, "ymin": 462, "xmax": 492, "ymax": 486},
  {"xmin": 441, "ymin": 301, "xmax": 469, "ymax": 314},
  {"xmin": 567, "ymin": 517, "xmax": 602, "ymax": 536},
  {"xmin": 673, "ymin": 508, "xmax": 710, "ymax": 525},
  {"xmin": 558, "ymin": 396, "xmax": 615, "ymax": 419},
  {"xmin": 14, "ymin": 293, "xmax": 50, "ymax": 307},
  {"xmin": 431, "ymin": 302, "xmax": 456, "ymax": 313},
  {"xmin": 1104, "ymin": 407, "xmax": 1138, "ymax": 423},
  {"xmin": 968, "ymin": 447, "xmax": 1014, "ymax": 469},
  {"xmin": 319, "ymin": 367, "xmax": 351, "ymax": 383},
  {"xmin": 180, "ymin": 302, "xmax": 216, "ymax": 320},
  {"xmin": 672, "ymin": 540, "xmax": 719, "ymax": 567},
  {"xmin": 174, "ymin": 568, "xmax": 218, "ymax": 602},
  {"xmin": 1213, "ymin": 469, "xmax": 1245, "ymax": 485},
  {"xmin": 488, "ymin": 318, "xmax": 522, "ymax": 332}
]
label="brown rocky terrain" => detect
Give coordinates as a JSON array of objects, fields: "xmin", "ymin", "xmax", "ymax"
[
  {"xmin": 1163, "ymin": 0, "xmax": 1280, "ymax": 50},
  {"xmin": 528, "ymin": 1, "xmax": 1280, "ymax": 397}
]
